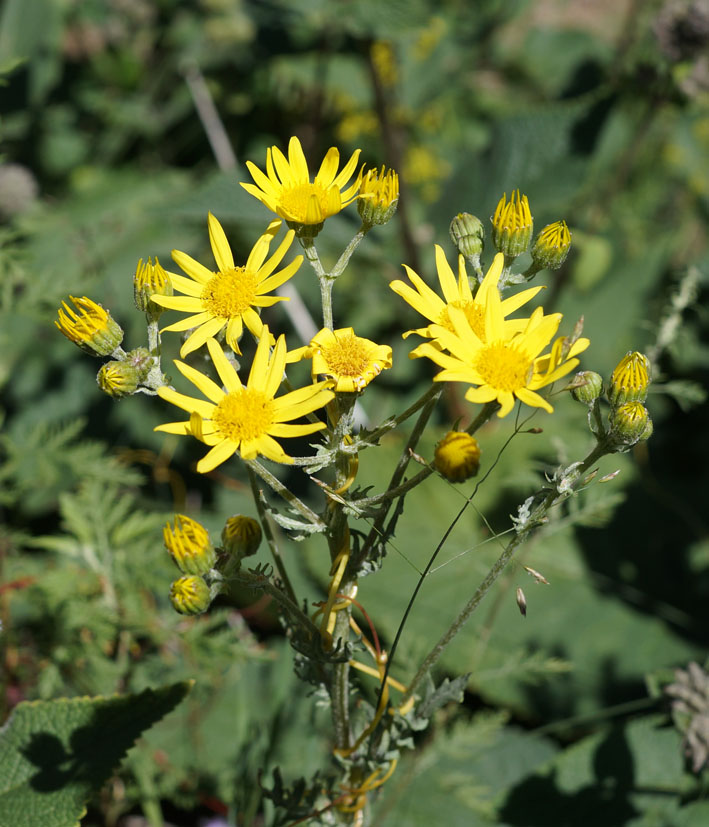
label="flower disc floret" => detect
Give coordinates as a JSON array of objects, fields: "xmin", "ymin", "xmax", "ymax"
[
  {"xmin": 241, "ymin": 136, "xmax": 363, "ymax": 228},
  {"xmin": 151, "ymin": 213, "xmax": 302, "ymax": 357},
  {"xmin": 390, "ymin": 247, "xmax": 543, "ymax": 342},
  {"xmin": 156, "ymin": 329, "xmax": 335, "ymax": 470},
  {"xmin": 291, "ymin": 327, "xmax": 392, "ymax": 393}
]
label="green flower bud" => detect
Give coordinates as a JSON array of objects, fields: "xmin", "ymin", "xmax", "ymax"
[
  {"xmin": 56, "ymin": 296, "xmax": 123, "ymax": 356},
  {"xmin": 609, "ymin": 402, "xmax": 652, "ymax": 447},
  {"xmin": 164, "ymin": 515, "xmax": 216, "ymax": 575},
  {"xmin": 357, "ymin": 166, "xmax": 399, "ymax": 226},
  {"xmin": 170, "ymin": 575, "xmax": 211, "ymax": 616},
  {"xmin": 222, "ymin": 515, "xmax": 262, "ymax": 559},
  {"xmin": 491, "ymin": 190, "xmax": 533, "ymax": 258},
  {"xmin": 134, "ymin": 257, "xmax": 173, "ymax": 314},
  {"xmin": 570, "ymin": 371, "xmax": 604, "ymax": 404},
  {"xmin": 531, "ymin": 221, "xmax": 571, "ymax": 270},
  {"xmin": 449, "ymin": 213, "xmax": 484, "ymax": 260},
  {"xmin": 609, "ymin": 351, "xmax": 652, "ymax": 407},
  {"xmin": 434, "ymin": 431, "xmax": 481, "ymax": 483},
  {"xmin": 97, "ymin": 361, "xmax": 141, "ymax": 398}
]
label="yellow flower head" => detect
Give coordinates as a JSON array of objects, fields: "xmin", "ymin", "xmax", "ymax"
[
  {"xmin": 55, "ymin": 296, "xmax": 124, "ymax": 356},
  {"xmin": 358, "ymin": 166, "xmax": 399, "ymax": 226},
  {"xmin": 609, "ymin": 351, "xmax": 651, "ymax": 407},
  {"xmin": 134, "ymin": 256, "xmax": 172, "ymax": 312},
  {"xmin": 390, "ymin": 248, "xmax": 543, "ymax": 342},
  {"xmin": 152, "ymin": 214, "xmax": 301, "ymax": 358},
  {"xmin": 156, "ymin": 329, "xmax": 335, "ymax": 470},
  {"xmin": 291, "ymin": 327, "xmax": 393, "ymax": 393},
  {"xmin": 434, "ymin": 431, "xmax": 481, "ymax": 483},
  {"xmin": 241, "ymin": 136, "xmax": 363, "ymax": 229},
  {"xmin": 411, "ymin": 284, "xmax": 590, "ymax": 417},
  {"xmin": 491, "ymin": 190, "xmax": 533, "ymax": 258},
  {"xmin": 164, "ymin": 515, "xmax": 216, "ymax": 576}
]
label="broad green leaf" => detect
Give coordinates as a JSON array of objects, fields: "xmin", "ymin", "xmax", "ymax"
[{"xmin": 0, "ymin": 682, "xmax": 191, "ymax": 827}]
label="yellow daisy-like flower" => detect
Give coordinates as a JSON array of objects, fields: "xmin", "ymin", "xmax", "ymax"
[
  {"xmin": 390, "ymin": 248, "xmax": 543, "ymax": 342},
  {"xmin": 411, "ymin": 287, "xmax": 590, "ymax": 417},
  {"xmin": 156, "ymin": 331, "xmax": 334, "ymax": 470},
  {"xmin": 151, "ymin": 213, "xmax": 301, "ymax": 358},
  {"xmin": 291, "ymin": 327, "xmax": 393, "ymax": 393},
  {"xmin": 241, "ymin": 136, "xmax": 363, "ymax": 227}
]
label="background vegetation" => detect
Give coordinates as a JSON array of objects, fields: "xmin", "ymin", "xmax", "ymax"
[{"xmin": 1, "ymin": 0, "xmax": 708, "ymax": 824}]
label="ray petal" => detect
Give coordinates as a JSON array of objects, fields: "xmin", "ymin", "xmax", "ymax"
[
  {"xmin": 207, "ymin": 337, "xmax": 242, "ymax": 392},
  {"xmin": 315, "ymin": 147, "xmax": 339, "ymax": 188},
  {"xmin": 174, "ymin": 360, "xmax": 225, "ymax": 404},
  {"xmin": 172, "ymin": 250, "xmax": 214, "ymax": 284},
  {"xmin": 180, "ymin": 316, "xmax": 226, "ymax": 357},
  {"xmin": 208, "ymin": 212, "xmax": 234, "ymax": 271},
  {"xmin": 196, "ymin": 440, "xmax": 237, "ymax": 473},
  {"xmin": 434, "ymin": 245, "xmax": 459, "ymax": 303}
]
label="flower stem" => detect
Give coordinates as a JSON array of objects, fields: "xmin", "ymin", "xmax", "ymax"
[
  {"xmin": 245, "ymin": 459, "xmax": 326, "ymax": 531},
  {"xmin": 401, "ymin": 440, "xmax": 611, "ymax": 704},
  {"xmin": 331, "ymin": 225, "xmax": 369, "ymax": 278},
  {"xmin": 247, "ymin": 466, "xmax": 298, "ymax": 606}
]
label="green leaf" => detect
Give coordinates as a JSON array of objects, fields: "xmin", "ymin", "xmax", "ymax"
[{"xmin": 0, "ymin": 682, "xmax": 191, "ymax": 827}]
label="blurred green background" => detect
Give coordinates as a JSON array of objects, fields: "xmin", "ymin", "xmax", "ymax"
[{"xmin": 1, "ymin": 0, "xmax": 709, "ymax": 824}]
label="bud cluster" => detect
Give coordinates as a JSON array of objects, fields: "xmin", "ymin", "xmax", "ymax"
[{"xmin": 570, "ymin": 351, "xmax": 653, "ymax": 451}]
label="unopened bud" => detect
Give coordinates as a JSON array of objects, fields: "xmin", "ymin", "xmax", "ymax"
[
  {"xmin": 531, "ymin": 221, "xmax": 571, "ymax": 270},
  {"xmin": 609, "ymin": 351, "xmax": 652, "ymax": 407},
  {"xmin": 56, "ymin": 296, "xmax": 123, "ymax": 356},
  {"xmin": 134, "ymin": 257, "xmax": 173, "ymax": 314},
  {"xmin": 164, "ymin": 515, "xmax": 216, "ymax": 575},
  {"xmin": 170, "ymin": 575, "xmax": 211, "ymax": 616},
  {"xmin": 570, "ymin": 371, "xmax": 604, "ymax": 404},
  {"xmin": 609, "ymin": 402, "xmax": 652, "ymax": 447},
  {"xmin": 449, "ymin": 212, "xmax": 484, "ymax": 260},
  {"xmin": 491, "ymin": 190, "xmax": 533, "ymax": 258},
  {"xmin": 358, "ymin": 166, "xmax": 399, "ymax": 226},
  {"xmin": 516, "ymin": 587, "xmax": 527, "ymax": 617},
  {"xmin": 434, "ymin": 431, "xmax": 481, "ymax": 483},
  {"xmin": 222, "ymin": 515, "xmax": 262, "ymax": 559},
  {"xmin": 97, "ymin": 361, "xmax": 141, "ymax": 398}
]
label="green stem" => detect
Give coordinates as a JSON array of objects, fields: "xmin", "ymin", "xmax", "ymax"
[
  {"xmin": 245, "ymin": 459, "xmax": 326, "ymax": 531},
  {"xmin": 354, "ymin": 383, "xmax": 442, "ymax": 450},
  {"xmin": 401, "ymin": 440, "xmax": 610, "ymax": 704},
  {"xmin": 331, "ymin": 225, "xmax": 369, "ymax": 278},
  {"xmin": 247, "ymin": 467, "xmax": 298, "ymax": 606}
]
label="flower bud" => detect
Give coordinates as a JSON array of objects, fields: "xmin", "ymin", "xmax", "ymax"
[
  {"xmin": 608, "ymin": 351, "xmax": 651, "ymax": 407},
  {"xmin": 164, "ymin": 515, "xmax": 216, "ymax": 575},
  {"xmin": 434, "ymin": 431, "xmax": 481, "ymax": 483},
  {"xmin": 97, "ymin": 361, "xmax": 141, "ymax": 398},
  {"xmin": 449, "ymin": 213, "xmax": 484, "ymax": 260},
  {"xmin": 609, "ymin": 402, "xmax": 652, "ymax": 447},
  {"xmin": 222, "ymin": 515, "xmax": 262, "ymax": 560},
  {"xmin": 170, "ymin": 575, "xmax": 211, "ymax": 616},
  {"xmin": 56, "ymin": 296, "xmax": 123, "ymax": 356},
  {"xmin": 531, "ymin": 220, "xmax": 571, "ymax": 270},
  {"xmin": 134, "ymin": 257, "xmax": 173, "ymax": 314},
  {"xmin": 357, "ymin": 166, "xmax": 399, "ymax": 226},
  {"xmin": 491, "ymin": 190, "xmax": 533, "ymax": 258},
  {"xmin": 570, "ymin": 371, "xmax": 604, "ymax": 404}
]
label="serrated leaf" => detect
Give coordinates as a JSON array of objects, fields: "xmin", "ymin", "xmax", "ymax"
[{"xmin": 0, "ymin": 682, "xmax": 191, "ymax": 827}]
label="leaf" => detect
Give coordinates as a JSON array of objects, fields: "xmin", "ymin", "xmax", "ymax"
[{"xmin": 0, "ymin": 682, "xmax": 191, "ymax": 827}]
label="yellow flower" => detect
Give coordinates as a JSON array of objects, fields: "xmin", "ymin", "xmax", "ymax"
[
  {"xmin": 241, "ymin": 136, "xmax": 363, "ymax": 227},
  {"xmin": 55, "ymin": 296, "xmax": 123, "ymax": 356},
  {"xmin": 491, "ymin": 190, "xmax": 533, "ymax": 257},
  {"xmin": 411, "ymin": 287, "xmax": 590, "ymax": 417},
  {"xmin": 291, "ymin": 327, "xmax": 392, "ymax": 393},
  {"xmin": 390, "ymin": 248, "xmax": 543, "ymax": 342},
  {"xmin": 434, "ymin": 432, "xmax": 481, "ymax": 482},
  {"xmin": 151, "ymin": 213, "xmax": 301, "ymax": 358},
  {"xmin": 156, "ymin": 330, "xmax": 334, "ymax": 470}
]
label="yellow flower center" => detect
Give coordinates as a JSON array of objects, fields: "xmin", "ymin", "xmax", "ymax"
[
  {"xmin": 439, "ymin": 300, "xmax": 485, "ymax": 339},
  {"xmin": 320, "ymin": 335, "xmax": 372, "ymax": 379},
  {"xmin": 475, "ymin": 341, "xmax": 532, "ymax": 391},
  {"xmin": 279, "ymin": 183, "xmax": 332, "ymax": 223},
  {"xmin": 212, "ymin": 388, "xmax": 274, "ymax": 442},
  {"xmin": 201, "ymin": 267, "xmax": 258, "ymax": 318}
]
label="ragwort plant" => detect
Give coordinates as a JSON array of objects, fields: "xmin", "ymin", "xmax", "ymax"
[{"xmin": 56, "ymin": 136, "xmax": 654, "ymax": 825}]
